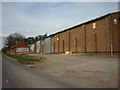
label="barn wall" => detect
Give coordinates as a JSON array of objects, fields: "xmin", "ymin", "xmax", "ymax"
[
  {"xmin": 30, "ymin": 44, "xmax": 35, "ymax": 53},
  {"xmin": 85, "ymin": 16, "xmax": 110, "ymax": 53},
  {"xmin": 51, "ymin": 34, "xmax": 59, "ymax": 53},
  {"xmin": 10, "ymin": 49, "xmax": 16, "ymax": 55},
  {"xmin": 40, "ymin": 40, "xmax": 45, "ymax": 53},
  {"xmin": 110, "ymin": 13, "xmax": 119, "ymax": 52},
  {"xmin": 16, "ymin": 48, "xmax": 29, "ymax": 54},
  {"xmin": 36, "ymin": 41, "xmax": 40, "ymax": 53},
  {"xmin": 45, "ymin": 37, "xmax": 51, "ymax": 53},
  {"xmin": 59, "ymin": 31, "xmax": 70, "ymax": 52},
  {"xmin": 70, "ymin": 25, "xmax": 85, "ymax": 53}
]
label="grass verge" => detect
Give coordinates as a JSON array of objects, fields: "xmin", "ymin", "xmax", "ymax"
[{"xmin": 4, "ymin": 53, "xmax": 41, "ymax": 64}]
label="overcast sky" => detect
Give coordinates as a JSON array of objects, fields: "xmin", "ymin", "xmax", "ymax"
[{"xmin": 1, "ymin": 2, "xmax": 119, "ymax": 49}]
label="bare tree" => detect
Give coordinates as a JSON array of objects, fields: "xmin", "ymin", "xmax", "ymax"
[
  {"xmin": 3, "ymin": 33, "xmax": 26, "ymax": 48},
  {"xmin": 26, "ymin": 33, "xmax": 47, "ymax": 45},
  {"xmin": 26, "ymin": 37, "xmax": 35, "ymax": 44},
  {"xmin": 36, "ymin": 33, "xmax": 47, "ymax": 41}
]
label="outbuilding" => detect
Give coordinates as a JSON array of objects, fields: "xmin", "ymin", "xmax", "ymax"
[
  {"xmin": 29, "ymin": 44, "xmax": 35, "ymax": 53},
  {"xmin": 44, "ymin": 36, "xmax": 51, "ymax": 53},
  {"xmin": 8, "ymin": 42, "xmax": 29, "ymax": 55},
  {"xmin": 36, "ymin": 41, "xmax": 41, "ymax": 53},
  {"xmin": 40, "ymin": 40, "xmax": 45, "ymax": 53},
  {"xmin": 51, "ymin": 12, "xmax": 120, "ymax": 54}
]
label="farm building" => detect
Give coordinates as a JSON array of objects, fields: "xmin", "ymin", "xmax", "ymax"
[
  {"xmin": 29, "ymin": 44, "xmax": 35, "ymax": 53},
  {"xmin": 29, "ymin": 39, "xmax": 46, "ymax": 53},
  {"xmin": 50, "ymin": 12, "xmax": 119, "ymax": 54},
  {"xmin": 31, "ymin": 12, "xmax": 119, "ymax": 54},
  {"xmin": 36, "ymin": 41, "xmax": 41, "ymax": 53},
  {"xmin": 7, "ymin": 42, "xmax": 29, "ymax": 55},
  {"xmin": 40, "ymin": 40, "xmax": 45, "ymax": 53},
  {"xmin": 44, "ymin": 36, "xmax": 51, "ymax": 53}
]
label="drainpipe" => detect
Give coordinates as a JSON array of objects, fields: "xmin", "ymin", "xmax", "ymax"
[
  {"xmin": 69, "ymin": 30, "xmax": 71, "ymax": 52},
  {"xmin": 84, "ymin": 24, "xmax": 86, "ymax": 53},
  {"xmin": 57, "ymin": 34, "xmax": 59, "ymax": 52},
  {"xmin": 109, "ymin": 15, "xmax": 113, "ymax": 56}
]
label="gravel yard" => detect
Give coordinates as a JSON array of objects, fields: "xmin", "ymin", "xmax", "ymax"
[{"xmin": 27, "ymin": 53, "xmax": 118, "ymax": 88}]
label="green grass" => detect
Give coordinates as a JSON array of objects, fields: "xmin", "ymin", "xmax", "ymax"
[{"xmin": 4, "ymin": 53, "xmax": 41, "ymax": 63}]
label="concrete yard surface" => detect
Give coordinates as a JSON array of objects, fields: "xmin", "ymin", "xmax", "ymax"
[{"xmin": 27, "ymin": 53, "xmax": 118, "ymax": 88}]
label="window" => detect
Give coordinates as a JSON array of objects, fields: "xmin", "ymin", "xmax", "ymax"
[
  {"xmin": 57, "ymin": 38, "xmax": 59, "ymax": 41},
  {"xmin": 114, "ymin": 19, "xmax": 117, "ymax": 24},
  {"xmin": 93, "ymin": 23, "xmax": 96, "ymax": 29}
]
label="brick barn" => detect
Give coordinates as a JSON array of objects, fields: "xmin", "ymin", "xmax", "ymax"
[
  {"xmin": 50, "ymin": 12, "xmax": 119, "ymax": 54},
  {"xmin": 8, "ymin": 42, "xmax": 29, "ymax": 55}
]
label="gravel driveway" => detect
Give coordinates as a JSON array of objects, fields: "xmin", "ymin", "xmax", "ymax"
[{"xmin": 27, "ymin": 53, "xmax": 118, "ymax": 88}]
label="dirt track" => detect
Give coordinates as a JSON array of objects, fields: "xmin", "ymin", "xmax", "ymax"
[{"xmin": 27, "ymin": 53, "xmax": 118, "ymax": 88}]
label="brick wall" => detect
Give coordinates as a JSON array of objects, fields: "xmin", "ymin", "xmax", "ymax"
[
  {"xmin": 111, "ymin": 13, "xmax": 119, "ymax": 52},
  {"xmin": 59, "ymin": 31, "xmax": 70, "ymax": 52},
  {"xmin": 70, "ymin": 25, "xmax": 85, "ymax": 52},
  {"xmin": 51, "ymin": 34, "xmax": 59, "ymax": 53},
  {"xmin": 86, "ymin": 17, "xmax": 110, "ymax": 52}
]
